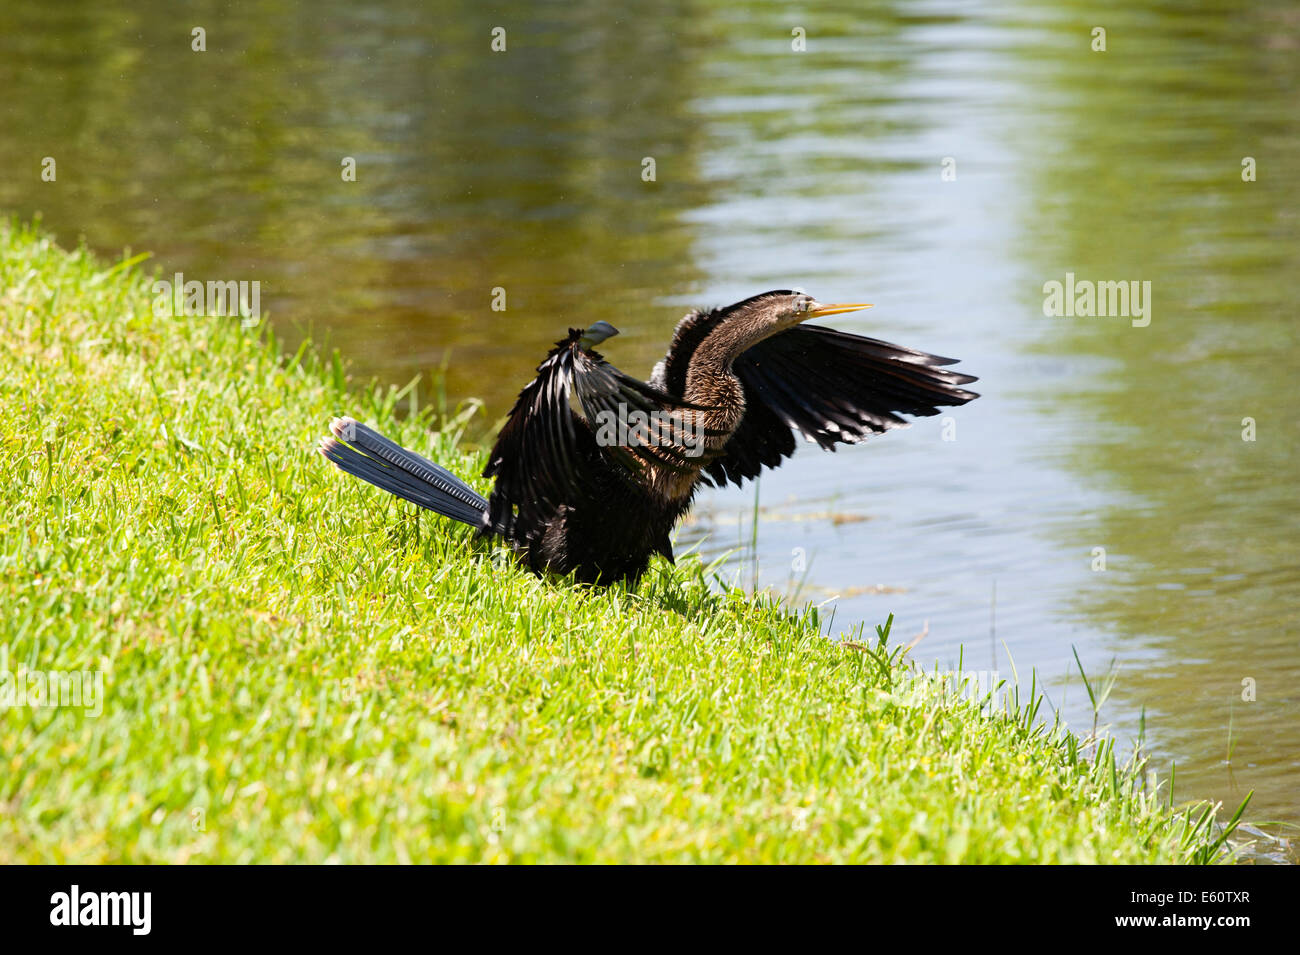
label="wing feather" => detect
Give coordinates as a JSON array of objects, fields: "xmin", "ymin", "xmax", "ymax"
[
  {"xmin": 483, "ymin": 328, "xmax": 702, "ymax": 543},
  {"xmin": 698, "ymin": 323, "xmax": 979, "ymax": 488}
]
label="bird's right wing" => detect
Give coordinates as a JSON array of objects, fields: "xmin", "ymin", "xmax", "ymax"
[
  {"xmin": 701, "ymin": 323, "xmax": 979, "ymax": 488},
  {"xmin": 483, "ymin": 327, "xmax": 701, "ymax": 543}
]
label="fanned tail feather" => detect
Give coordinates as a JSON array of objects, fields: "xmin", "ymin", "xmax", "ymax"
[{"xmin": 318, "ymin": 417, "xmax": 488, "ymax": 527}]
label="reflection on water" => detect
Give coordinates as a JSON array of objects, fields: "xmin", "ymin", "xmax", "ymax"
[
  {"xmin": 1008, "ymin": 0, "xmax": 1300, "ymax": 858},
  {"xmin": 1, "ymin": 0, "xmax": 1295, "ymax": 852}
]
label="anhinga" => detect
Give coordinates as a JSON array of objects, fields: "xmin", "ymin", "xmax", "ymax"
[{"xmin": 319, "ymin": 290, "xmax": 978, "ymax": 585}]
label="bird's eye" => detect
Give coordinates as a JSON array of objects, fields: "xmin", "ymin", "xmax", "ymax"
[{"xmin": 796, "ymin": 296, "xmax": 812, "ymax": 312}]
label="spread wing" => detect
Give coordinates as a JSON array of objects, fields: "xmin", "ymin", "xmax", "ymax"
[
  {"xmin": 654, "ymin": 319, "xmax": 979, "ymax": 489},
  {"xmin": 483, "ymin": 327, "xmax": 702, "ymax": 543}
]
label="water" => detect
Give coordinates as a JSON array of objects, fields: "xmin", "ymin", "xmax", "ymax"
[{"xmin": 2, "ymin": 0, "xmax": 1295, "ymax": 855}]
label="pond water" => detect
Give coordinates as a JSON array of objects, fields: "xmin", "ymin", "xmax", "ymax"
[{"xmin": 2, "ymin": 0, "xmax": 1295, "ymax": 857}]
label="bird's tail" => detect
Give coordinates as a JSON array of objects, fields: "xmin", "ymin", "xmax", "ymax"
[{"xmin": 318, "ymin": 417, "xmax": 489, "ymax": 527}]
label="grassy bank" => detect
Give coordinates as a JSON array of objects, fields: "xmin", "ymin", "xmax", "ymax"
[{"xmin": 0, "ymin": 220, "xmax": 1235, "ymax": 862}]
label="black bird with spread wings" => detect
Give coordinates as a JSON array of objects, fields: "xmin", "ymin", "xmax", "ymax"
[{"xmin": 320, "ymin": 291, "xmax": 978, "ymax": 585}]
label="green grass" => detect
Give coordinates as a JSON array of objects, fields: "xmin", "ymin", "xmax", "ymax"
[{"xmin": 0, "ymin": 220, "xmax": 1238, "ymax": 862}]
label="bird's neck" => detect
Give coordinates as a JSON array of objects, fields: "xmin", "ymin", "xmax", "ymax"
[
  {"xmin": 687, "ymin": 316, "xmax": 769, "ymax": 389},
  {"xmin": 642, "ymin": 326, "xmax": 770, "ymax": 504},
  {"xmin": 680, "ymin": 325, "xmax": 759, "ymax": 442}
]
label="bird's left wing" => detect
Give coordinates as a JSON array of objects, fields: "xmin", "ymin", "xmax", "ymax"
[{"xmin": 483, "ymin": 326, "xmax": 701, "ymax": 543}]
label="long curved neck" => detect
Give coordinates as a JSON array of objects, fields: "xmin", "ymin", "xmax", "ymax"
[
  {"xmin": 681, "ymin": 316, "xmax": 771, "ymax": 408},
  {"xmin": 644, "ymin": 312, "xmax": 783, "ymax": 503},
  {"xmin": 669, "ymin": 316, "xmax": 781, "ymax": 468}
]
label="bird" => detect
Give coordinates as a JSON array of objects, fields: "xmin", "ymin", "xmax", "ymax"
[{"xmin": 319, "ymin": 290, "xmax": 978, "ymax": 586}]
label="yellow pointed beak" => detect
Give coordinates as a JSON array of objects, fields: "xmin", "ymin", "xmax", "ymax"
[{"xmin": 807, "ymin": 302, "xmax": 873, "ymax": 318}]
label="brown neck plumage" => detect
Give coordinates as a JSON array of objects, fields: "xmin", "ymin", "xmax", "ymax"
[
  {"xmin": 678, "ymin": 311, "xmax": 785, "ymax": 455},
  {"xmin": 683, "ymin": 310, "xmax": 778, "ymax": 400}
]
